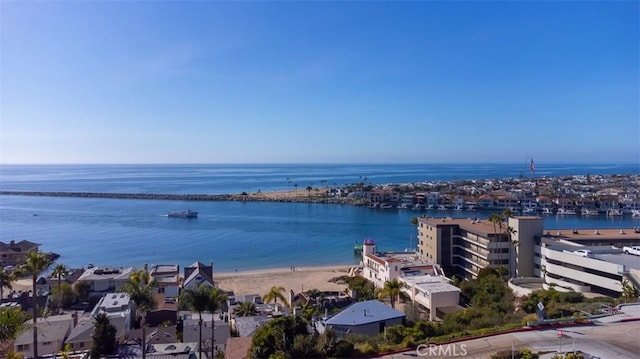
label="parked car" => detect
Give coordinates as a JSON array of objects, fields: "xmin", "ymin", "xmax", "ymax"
[
  {"xmin": 573, "ymin": 249, "xmax": 594, "ymax": 258},
  {"xmin": 622, "ymin": 246, "xmax": 640, "ymax": 256}
]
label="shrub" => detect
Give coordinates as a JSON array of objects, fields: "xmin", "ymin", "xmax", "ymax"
[
  {"xmin": 354, "ymin": 342, "xmax": 377, "ymax": 355},
  {"xmin": 334, "ymin": 340, "xmax": 354, "ymax": 358}
]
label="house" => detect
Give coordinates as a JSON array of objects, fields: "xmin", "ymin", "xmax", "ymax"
[
  {"xmin": 36, "ymin": 267, "xmax": 85, "ymax": 294},
  {"xmin": 65, "ymin": 315, "xmax": 128, "ymax": 352},
  {"xmin": 478, "ymin": 195, "xmax": 494, "ymax": 209},
  {"xmin": 66, "ymin": 292, "xmax": 134, "ymax": 352},
  {"xmin": 183, "ymin": 261, "xmax": 215, "ymax": 289},
  {"xmin": 146, "ymin": 293, "xmax": 178, "ymax": 327},
  {"xmin": 149, "ymin": 264, "xmax": 180, "ymax": 298},
  {"xmin": 76, "ymin": 265, "xmax": 136, "ymax": 295},
  {"xmin": 117, "ymin": 342, "xmax": 198, "ymax": 359},
  {"xmin": 231, "ymin": 315, "xmax": 272, "ymax": 337},
  {"xmin": 315, "ymin": 300, "xmax": 405, "ymax": 337},
  {"xmin": 0, "ymin": 240, "xmax": 40, "ymax": 267},
  {"xmin": 180, "ymin": 312, "xmax": 230, "ymax": 354},
  {"xmin": 399, "ymin": 275, "xmax": 461, "ymax": 321},
  {"xmin": 13, "ymin": 314, "xmax": 74, "ymax": 358}
]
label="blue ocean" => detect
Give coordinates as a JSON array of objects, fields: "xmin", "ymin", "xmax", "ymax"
[{"xmin": 1, "ymin": 163, "xmax": 639, "ymax": 272}]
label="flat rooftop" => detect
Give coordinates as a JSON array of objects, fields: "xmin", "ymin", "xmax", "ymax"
[
  {"xmin": 399, "ymin": 275, "xmax": 460, "ymax": 294},
  {"xmin": 543, "ymin": 228, "xmax": 640, "ymax": 242}
]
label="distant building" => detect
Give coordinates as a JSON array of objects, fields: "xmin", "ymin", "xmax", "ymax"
[
  {"xmin": 0, "ymin": 240, "xmax": 39, "ymax": 267},
  {"xmin": 149, "ymin": 264, "xmax": 180, "ymax": 298}
]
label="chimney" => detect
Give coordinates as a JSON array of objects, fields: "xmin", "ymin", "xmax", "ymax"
[
  {"xmin": 10, "ymin": 240, "xmax": 14, "ymax": 248},
  {"xmin": 71, "ymin": 311, "xmax": 78, "ymax": 328}
]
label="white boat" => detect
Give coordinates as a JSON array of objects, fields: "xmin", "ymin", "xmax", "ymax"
[
  {"xmin": 466, "ymin": 204, "xmax": 477, "ymax": 211},
  {"xmin": 380, "ymin": 203, "xmax": 394, "ymax": 209},
  {"xmin": 607, "ymin": 208, "xmax": 622, "ymax": 216},
  {"xmin": 453, "ymin": 205, "xmax": 464, "ymax": 211},
  {"xmin": 412, "ymin": 204, "xmax": 423, "ymax": 211},
  {"xmin": 632, "ymin": 210, "xmax": 640, "ymax": 218},
  {"xmin": 542, "ymin": 208, "xmax": 553, "ymax": 214},
  {"xmin": 167, "ymin": 209, "xmax": 198, "ymax": 218},
  {"xmin": 581, "ymin": 208, "xmax": 599, "ymax": 216},
  {"xmin": 522, "ymin": 207, "xmax": 536, "ymax": 214},
  {"xmin": 425, "ymin": 205, "xmax": 434, "ymax": 210},
  {"xmin": 557, "ymin": 208, "xmax": 576, "ymax": 215},
  {"xmin": 437, "ymin": 205, "xmax": 447, "ymax": 211}
]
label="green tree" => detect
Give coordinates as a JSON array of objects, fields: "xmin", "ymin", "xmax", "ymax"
[
  {"xmin": 121, "ymin": 270, "xmax": 157, "ymax": 359},
  {"xmin": 377, "ymin": 279, "xmax": 406, "ymax": 309},
  {"xmin": 621, "ymin": 278, "xmax": 639, "ymax": 303},
  {"xmin": 306, "ymin": 185, "xmax": 313, "ymax": 198},
  {"xmin": 345, "ymin": 276, "xmax": 376, "ymax": 301},
  {"xmin": 233, "ymin": 301, "xmax": 258, "ymax": 317},
  {"xmin": 0, "ymin": 307, "xmax": 28, "ymax": 357},
  {"xmin": 206, "ymin": 288, "xmax": 227, "ymax": 359},
  {"xmin": 250, "ymin": 316, "xmax": 309, "ymax": 358},
  {"xmin": 488, "ymin": 213, "xmax": 503, "ymax": 236},
  {"xmin": 91, "ymin": 312, "xmax": 116, "ymax": 358},
  {"xmin": 263, "ymin": 286, "xmax": 289, "ymax": 308},
  {"xmin": 21, "ymin": 251, "xmax": 53, "ymax": 359},
  {"xmin": 180, "ymin": 285, "xmax": 210, "ymax": 359},
  {"xmin": 51, "ymin": 264, "xmax": 69, "ymax": 295},
  {"xmin": 73, "ymin": 280, "xmax": 91, "ymax": 302},
  {"xmin": 0, "ymin": 267, "xmax": 18, "ymax": 302}
]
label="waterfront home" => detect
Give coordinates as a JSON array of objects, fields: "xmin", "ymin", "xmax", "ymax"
[
  {"xmin": 315, "ymin": 300, "xmax": 405, "ymax": 337},
  {"xmin": 496, "ymin": 194, "xmax": 519, "ymax": 209},
  {"xmin": 146, "ymin": 292, "xmax": 178, "ymax": 326},
  {"xmin": 598, "ymin": 197, "xmax": 621, "ymax": 212},
  {"xmin": 369, "ymin": 188, "xmax": 399, "ymax": 205},
  {"xmin": 0, "ymin": 240, "xmax": 39, "ymax": 267},
  {"xmin": 554, "ymin": 197, "xmax": 575, "ymax": 210},
  {"xmin": 478, "ymin": 194, "xmax": 494, "ymax": 209},
  {"xmin": 232, "ymin": 315, "xmax": 272, "ymax": 337},
  {"xmin": 360, "ymin": 238, "xmax": 445, "ymax": 289},
  {"xmin": 36, "ymin": 267, "xmax": 85, "ymax": 295},
  {"xmin": 183, "ymin": 261, "xmax": 215, "ymax": 289},
  {"xmin": 149, "ymin": 264, "xmax": 180, "ymax": 298},
  {"xmin": 91, "ymin": 292, "xmax": 136, "ymax": 329},
  {"xmin": 76, "ymin": 265, "xmax": 136, "ymax": 295},
  {"xmin": 13, "ymin": 314, "xmax": 74, "ymax": 358}
]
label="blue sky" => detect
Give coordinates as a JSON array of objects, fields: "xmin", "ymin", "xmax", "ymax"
[{"xmin": 1, "ymin": 1, "xmax": 638, "ymax": 164}]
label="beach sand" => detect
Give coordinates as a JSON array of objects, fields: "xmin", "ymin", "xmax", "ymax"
[{"xmin": 215, "ymin": 265, "xmax": 352, "ymax": 296}]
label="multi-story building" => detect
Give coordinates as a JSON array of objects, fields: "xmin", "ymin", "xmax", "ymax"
[
  {"xmin": 76, "ymin": 265, "xmax": 136, "ymax": 294},
  {"xmin": 417, "ymin": 216, "xmax": 640, "ymax": 296}
]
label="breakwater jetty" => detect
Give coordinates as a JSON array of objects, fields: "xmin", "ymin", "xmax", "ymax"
[{"xmin": 0, "ymin": 191, "xmax": 348, "ymax": 204}]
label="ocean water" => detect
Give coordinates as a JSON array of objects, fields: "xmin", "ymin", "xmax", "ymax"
[{"xmin": 1, "ymin": 163, "xmax": 639, "ymax": 272}]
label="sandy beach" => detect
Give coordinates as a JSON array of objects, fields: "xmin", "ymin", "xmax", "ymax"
[{"xmin": 215, "ymin": 265, "xmax": 353, "ymax": 296}]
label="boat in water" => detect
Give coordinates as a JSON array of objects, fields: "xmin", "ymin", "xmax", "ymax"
[{"xmin": 167, "ymin": 209, "xmax": 198, "ymax": 218}]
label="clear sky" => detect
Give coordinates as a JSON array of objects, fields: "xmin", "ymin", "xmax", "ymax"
[{"xmin": 1, "ymin": 1, "xmax": 638, "ymax": 164}]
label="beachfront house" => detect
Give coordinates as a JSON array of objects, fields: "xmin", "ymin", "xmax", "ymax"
[
  {"xmin": 183, "ymin": 261, "xmax": 215, "ymax": 289},
  {"xmin": 36, "ymin": 267, "xmax": 85, "ymax": 295},
  {"xmin": 315, "ymin": 300, "xmax": 405, "ymax": 337},
  {"xmin": 181, "ymin": 312, "xmax": 230, "ymax": 354},
  {"xmin": 149, "ymin": 264, "xmax": 180, "ymax": 298},
  {"xmin": 76, "ymin": 265, "xmax": 136, "ymax": 295}
]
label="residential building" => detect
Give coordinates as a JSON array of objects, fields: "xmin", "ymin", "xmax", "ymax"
[
  {"xmin": 76, "ymin": 265, "xmax": 136, "ymax": 294},
  {"xmin": 417, "ymin": 216, "xmax": 543, "ymax": 279},
  {"xmin": 149, "ymin": 264, "xmax": 180, "ymax": 298},
  {"xmin": 36, "ymin": 268, "xmax": 85, "ymax": 295},
  {"xmin": 398, "ymin": 275, "xmax": 460, "ymax": 321},
  {"xmin": 0, "ymin": 240, "xmax": 39, "ymax": 267},
  {"xmin": 183, "ymin": 261, "xmax": 215, "ymax": 289},
  {"xmin": 13, "ymin": 314, "xmax": 74, "ymax": 358},
  {"xmin": 315, "ymin": 300, "xmax": 405, "ymax": 337}
]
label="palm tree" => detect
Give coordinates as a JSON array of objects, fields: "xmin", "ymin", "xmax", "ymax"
[
  {"xmin": 504, "ymin": 226, "xmax": 518, "ymax": 277},
  {"xmin": 0, "ymin": 307, "xmax": 27, "ymax": 357},
  {"xmin": 121, "ymin": 270, "xmax": 157, "ymax": 359},
  {"xmin": 306, "ymin": 185, "xmax": 313, "ymax": 198},
  {"xmin": 52, "ymin": 264, "xmax": 69, "ymax": 295},
  {"xmin": 0, "ymin": 267, "xmax": 18, "ymax": 301},
  {"xmin": 206, "ymin": 288, "xmax": 227, "ymax": 359},
  {"xmin": 376, "ymin": 279, "xmax": 406, "ymax": 309},
  {"xmin": 232, "ymin": 301, "xmax": 258, "ymax": 317},
  {"xmin": 180, "ymin": 285, "xmax": 211, "ymax": 359},
  {"xmin": 21, "ymin": 251, "xmax": 53, "ymax": 359},
  {"xmin": 488, "ymin": 213, "xmax": 503, "ymax": 236},
  {"xmin": 263, "ymin": 286, "xmax": 289, "ymax": 308}
]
